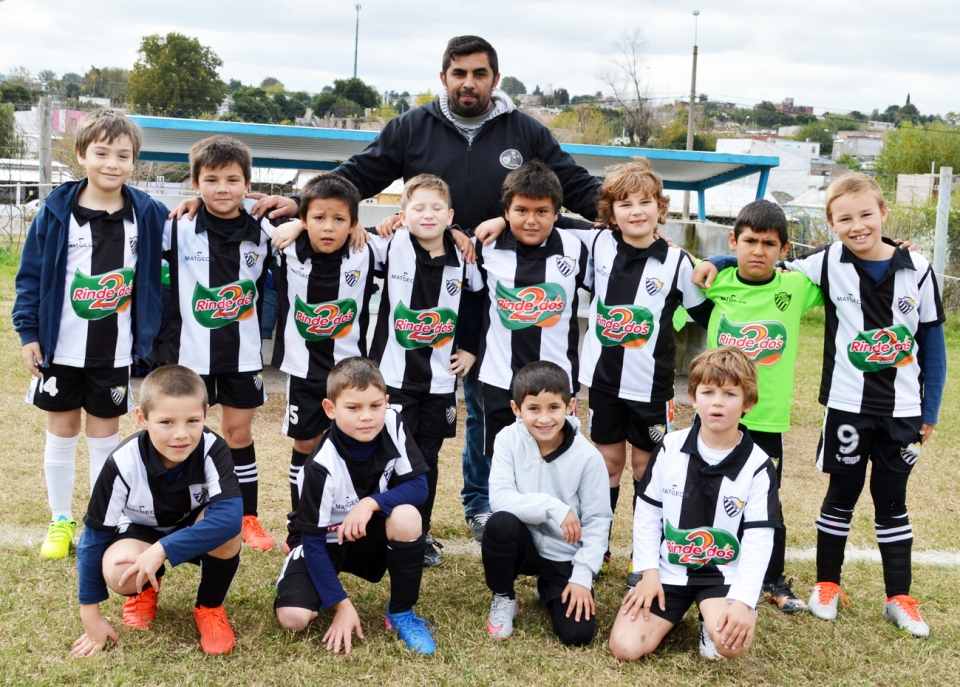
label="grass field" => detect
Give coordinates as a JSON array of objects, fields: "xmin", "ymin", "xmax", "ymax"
[{"xmin": 1, "ymin": 258, "xmax": 959, "ymax": 686}]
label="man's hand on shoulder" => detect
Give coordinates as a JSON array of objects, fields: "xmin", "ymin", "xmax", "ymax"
[{"xmin": 250, "ymin": 194, "xmax": 299, "ymax": 220}]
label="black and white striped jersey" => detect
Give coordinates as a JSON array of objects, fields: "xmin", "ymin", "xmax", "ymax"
[
  {"xmin": 369, "ymin": 229, "xmax": 484, "ymax": 394},
  {"xmin": 53, "ymin": 186, "xmax": 137, "ymax": 368},
  {"xmin": 634, "ymin": 417, "xmax": 778, "ymax": 608},
  {"xmin": 164, "ymin": 207, "xmax": 274, "ymax": 375},
  {"xmin": 292, "ymin": 409, "xmax": 428, "ymax": 544},
  {"xmin": 271, "ymin": 233, "xmax": 377, "ymax": 380},
  {"xmin": 476, "ymin": 228, "xmax": 590, "ymax": 393},
  {"xmin": 578, "ymin": 233, "xmax": 712, "ymax": 402},
  {"xmin": 785, "ymin": 240, "xmax": 944, "ymax": 416},
  {"xmin": 83, "ymin": 428, "xmax": 241, "ymax": 533}
]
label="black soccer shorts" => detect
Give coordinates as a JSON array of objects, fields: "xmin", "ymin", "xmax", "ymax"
[
  {"xmin": 387, "ymin": 386, "xmax": 457, "ymax": 439},
  {"xmin": 587, "ymin": 387, "xmax": 675, "ymax": 452},
  {"xmin": 816, "ymin": 408, "xmax": 923, "ymax": 476},
  {"xmin": 201, "ymin": 370, "xmax": 267, "ymax": 409},
  {"xmin": 28, "ymin": 362, "xmax": 132, "ymax": 418},
  {"xmin": 283, "ymin": 374, "xmax": 330, "ymax": 440}
]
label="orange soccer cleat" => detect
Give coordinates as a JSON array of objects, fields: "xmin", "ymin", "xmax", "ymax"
[
  {"xmin": 194, "ymin": 605, "xmax": 236, "ymax": 655},
  {"xmin": 241, "ymin": 515, "xmax": 275, "ymax": 551},
  {"xmin": 122, "ymin": 579, "xmax": 160, "ymax": 630}
]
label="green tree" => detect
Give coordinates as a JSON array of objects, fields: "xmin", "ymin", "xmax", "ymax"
[
  {"xmin": 793, "ymin": 122, "xmax": 835, "ymax": 156},
  {"xmin": 752, "ymin": 101, "xmax": 787, "ymax": 128},
  {"xmin": 227, "ymin": 87, "xmax": 280, "ymax": 123},
  {"xmin": 500, "ymin": 76, "xmax": 526, "ymax": 96},
  {"xmin": 395, "ymin": 97, "xmax": 410, "ymax": 114},
  {"xmin": 228, "ymin": 79, "xmax": 243, "ymax": 92},
  {"xmin": 0, "ymin": 84, "xmax": 32, "ymax": 106},
  {"xmin": 541, "ymin": 88, "xmax": 569, "ymax": 107},
  {"xmin": 532, "ymin": 85, "xmax": 542, "ymax": 96},
  {"xmin": 874, "ymin": 122, "xmax": 960, "ymax": 190},
  {"xmin": 273, "ymin": 92, "xmax": 307, "ymax": 122},
  {"xmin": 312, "ymin": 93, "xmax": 363, "ymax": 118},
  {"xmin": 834, "ymin": 153, "xmax": 862, "ymax": 171},
  {"xmin": 333, "ymin": 78, "xmax": 379, "ymax": 109},
  {"xmin": 0, "ymin": 103, "xmax": 26, "ymax": 158},
  {"xmin": 127, "ymin": 33, "xmax": 227, "ymax": 115},
  {"xmin": 82, "ymin": 66, "xmax": 129, "ymax": 104}
]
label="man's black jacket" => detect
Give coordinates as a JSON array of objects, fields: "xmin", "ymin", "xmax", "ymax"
[{"xmin": 330, "ymin": 99, "xmax": 600, "ymax": 231}]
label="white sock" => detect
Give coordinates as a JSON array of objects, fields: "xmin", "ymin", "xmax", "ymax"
[
  {"xmin": 86, "ymin": 433, "xmax": 120, "ymax": 494},
  {"xmin": 44, "ymin": 432, "xmax": 79, "ymax": 520}
]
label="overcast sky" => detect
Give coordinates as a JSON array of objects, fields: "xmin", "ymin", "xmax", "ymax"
[{"xmin": 1, "ymin": 0, "xmax": 957, "ymax": 116}]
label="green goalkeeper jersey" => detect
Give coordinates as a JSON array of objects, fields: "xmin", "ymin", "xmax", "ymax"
[{"xmin": 706, "ymin": 267, "xmax": 823, "ymax": 432}]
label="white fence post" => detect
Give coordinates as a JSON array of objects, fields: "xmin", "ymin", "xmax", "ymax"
[{"xmin": 934, "ymin": 166, "xmax": 953, "ymax": 293}]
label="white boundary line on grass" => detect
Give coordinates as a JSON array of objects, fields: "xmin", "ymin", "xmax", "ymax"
[{"xmin": 4, "ymin": 525, "xmax": 959, "ymax": 567}]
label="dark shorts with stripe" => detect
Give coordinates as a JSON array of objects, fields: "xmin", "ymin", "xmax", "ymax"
[
  {"xmin": 817, "ymin": 408, "xmax": 922, "ymax": 476},
  {"xmin": 387, "ymin": 386, "xmax": 458, "ymax": 439},
  {"xmin": 283, "ymin": 374, "xmax": 330, "ymax": 440},
  {"xmin": 587, "ymin": 387, "xmax": 673, "ymax": 452},
  {"xmin": 201, "ymin": 370, "xmax": 266, "ymax": 409},
  {"xmin": 29, "ymin": 362, "xmax": 131, "ymax": 418}
]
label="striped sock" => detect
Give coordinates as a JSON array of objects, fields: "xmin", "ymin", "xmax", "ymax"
[
  {"xmin": 815, "ymin": 506, "xmax": 853, "ymax": 584},
  {"xmin": 231, "ymin": 443, "xmax": 258, "ymax": 517},
  {"xmin": 289, "ymin": 449, "xmax": 309, "ymax": 512}
]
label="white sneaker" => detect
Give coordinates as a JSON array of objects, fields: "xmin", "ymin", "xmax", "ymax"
[
  {"xmin": 698, "ymin": 621, "xmax": 723, "ymax": 661},
  {"xmin": 808, "ymin": 582, "xmax": 848, "ymax": 621},
  {"xmin": 487, "ymin": 594, "xmax": 518, "ymax": 640},
  {"xmin": 883, "ymin": 596, "xmax": 930, "ymax": 638},
  {"xmin": 466, "ymin": 512, "xmax": 492, "ymax": 543}
]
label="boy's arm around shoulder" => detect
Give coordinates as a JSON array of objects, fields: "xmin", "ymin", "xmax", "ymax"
[
  {"xmin": 488, "ymin": 428, "xmax": 570, "ymax": 526},
  {"xmin": 569, "ymin": 440, "xmax": 614, "ymax": 587}
]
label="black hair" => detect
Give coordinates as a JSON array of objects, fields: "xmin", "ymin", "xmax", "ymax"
[
  {"xmin": 442, "ymin": 35, "xmax": 499, "ymax": 76},
  {"xmin": 190, "ymin": 135, "xmax": 253, "ymax": 184},
  {"xmin": 733, "ymin": 199, "xmax": 789, "ymax": 246},
  {"xmin": 327, "ymin": 357, "xmax": 386, "ymax": 402},
  {"xmin": 139, "ymin": 364, "xmax": 208, "ymax": 417},
  {"xmin": 500, "ymin": 159, "xmax": 563, "ymax": 214},
  {"xmin": 299, "ymin": 173, "xmax": 361, "ymax": 225},
  {"xmin": 512, "ymin": 361, "xmax": 572, "ymax": 405}
]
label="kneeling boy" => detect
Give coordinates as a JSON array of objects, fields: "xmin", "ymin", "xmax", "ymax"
[
  {"xmin": 483, "ymin": 362, "xmax": 611, "ymax": 646},
  {"xmin": 72, "ymin": 365, "xmax": 243, "ymax": 657},
  {"xmin": 609, "ymin": 347, "xmax": 778, "ymax": 662},
  {"xmin": 274, "ymin": 357, "xmax": 436, "ymax": 655}
]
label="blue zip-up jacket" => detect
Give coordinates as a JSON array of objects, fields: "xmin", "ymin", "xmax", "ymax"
[{"xmin": 12, "ymin": 180, "xmax": 167, "ymax": 364}]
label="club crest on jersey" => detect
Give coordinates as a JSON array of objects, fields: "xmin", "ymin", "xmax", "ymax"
[
  {"xmin": 344, "ymin": 270, "xmax": 361, "ymax": 287},
  {"xmin": 190, "ymin": 485, "xmax": 209, "ymax": 505},
  {"xmin": 244, "ymin": 251, "xmax": 259, "ymax": 268},
  {"xmin": 664, "ymin": 520, "xmax": 739, "ymax": 569},
  {"xmin": 446, "ymin": 279, "xmax": 462, "ymax": 296},
  {"xmin": 253, "ymin": 373, "xmax": 263, "ymax": 391},
  {"xmin": 595, "ymin": 298, "xmax": 654, "ymax": 348},
  {"xmin": 394, "ymin": 301, "xmax": 457, "ymax": 349},
  {"xmin": 847, "ymin": 325, "xmax": 915, "ymax": 372},
  {"xmin": 723, "ymin": 496, "xmax": 746, "ymax": 518},
  {"xmin": 645, "ymin": 278, "xmax": 664, "ymax": 296},
  {"xmin": 716, "ymin": 314, "xmax": 787, "ymax": 365},
  {"xmin": 110, "ymin": 386, "xmax": 126, "ymax": 405},
  {"xmin": 129, "ymin": 236, "xmax": 138, "ymax": 255},
  {"xmin": 495, "ymin": 281, "xmax": 566, "ymax": 330},
  {"xmin": 774, "ymin": 291, "xmax": 791, "ymax": 312},
  {"xmin": 900, "ymin": 442, "xmax": 920, "ymax": 466},
  {"xmin": 499, "ymin": 149, "xmax": 523, "ymax": 169},
  {"xmin": 898, "ymin": 297, "xmax": 916, "ymax": 314},
  {"xmin": 294, "ymin": 295, "xmax": 357, "ymax": 341},
  {"xmin": 555, "ymin": 256, "xmax": 577, "ymax": 278},
  {"xmin": 446, "ymin": 406, "xmax": 457, "ymax": 425},
  {"xmin": 649, "ymin": 424, "xmax": 666, "ymax": 442},
  {"xmin": 192, "ymin": 280, "xmax": 257, "ymax": 328},
  {"xmin": 70, "ymin": 268, "xmax": 135, "ymax": 320}
]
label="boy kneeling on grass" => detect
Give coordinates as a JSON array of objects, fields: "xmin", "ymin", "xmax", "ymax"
[
  {"xmin": 274, "ymin": 357, "xmax": 436, "ymax": 655},
  {"xmin": 72, "ymin": 365, "xmax": 243, "ymax": 657},
  {"xmin": 609, "ymin": 347, "xmax": 779, "ymax": 662},
  {"xmin": 483, "ymin": 361, "xmax": 612, "ymax": 646}
]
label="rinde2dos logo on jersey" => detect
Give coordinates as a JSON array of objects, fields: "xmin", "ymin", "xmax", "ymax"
[
  {"xmin": 495, "ymin": 282, "xmax": 565, "ymax": 330},
  {"xmin": 847, "ymin": 325, "xmax": 916, "ymax": 372},
  {"xmin": 595, "ymin": 298, "xmax": 655, "ymax": 348},
  {"xmin": 293, "ymin": 296, "xmax": 357, "ymax": 341},
  {"xmin": 716, "ymin": 314, "xmax": 787, "ymax": 365},
  {"xmin": 70, "ymin": 268, "xmax": 135, "ymax": 320},
  {"xmin": 394, "ymin": 301, "xmax": 457, "ymax": 350},
  {"xmin": 192, "ymin": 281, "xmax": 257, "ymax": 329},
  {"xmin": 664, "ymin": 520, "xmax": 739, "ymax": 569}
]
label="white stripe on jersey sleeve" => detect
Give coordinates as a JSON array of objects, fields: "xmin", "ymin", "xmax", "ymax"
[
  {"xmin": 201, "ymin": 432, "xmax": 226, "ymax": 500},
  {"xmin": 915, "ymin": 260, "xmax": 943, "ymax": 325},
  {"xmin": 677, "ymin": 251, "xmax": 708, "ymax": 309},
  {"xmin": 784, "ymin": 246, "xmax": 828, "ymax": 286}
]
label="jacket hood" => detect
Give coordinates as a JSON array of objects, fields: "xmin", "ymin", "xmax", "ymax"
[{"xmin": 42, "ymin": 179, "xmax": 160, "ymax": 223}]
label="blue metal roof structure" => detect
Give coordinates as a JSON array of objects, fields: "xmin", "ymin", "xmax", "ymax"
[{"xmin": 130, "ymin": 115, "xmax": 778, "ymax": 221}]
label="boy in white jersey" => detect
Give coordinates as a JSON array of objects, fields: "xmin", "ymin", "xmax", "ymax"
[
  {"xmin": 782, "ymin": 174, "xmax": 945, "ymax": 637},
  {"xmin": 163, "ymin": 136, "xmax": 277, "ymax": 552},
  {"xmin": 470, "ymin": 160, "xmax": 591, "ymax": 541},
  {"xmin": 369, "ymin": 174, "xmax": 483, "ymax": 566},
  {"xmin": 609, "ymin": 347, "xmax": 778, "ymax": 662},
  {"xmin": 13, "ymin": 109, "xmax": 168, "ymax": 559}
]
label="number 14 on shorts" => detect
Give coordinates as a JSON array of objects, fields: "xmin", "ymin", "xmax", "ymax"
[{"xmin": 26, "ymin": 373, "xmax": 59, "ymax": 403}]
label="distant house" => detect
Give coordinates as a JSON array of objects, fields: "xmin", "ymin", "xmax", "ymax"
[
  {"xmin": 897, "ymin": 173, "xmax": 960, "ymax": 205},
  {"xmin": 715, "ymin": 138, "xmax": 818, "ymax": 202},
  {"xmin": 775, "ymin": 98, "xmax": 814, "ymax": 116},
  {"xmin": 0, "ymin": 157, "xmax": 75, "ymax": 203},
  {"xmin": 13, "ymin": 106, "xmax": 86, "ymax": 157},
  {"xmin": 832, "ymin": 131, "xmax": 885, "ymax": 160}
]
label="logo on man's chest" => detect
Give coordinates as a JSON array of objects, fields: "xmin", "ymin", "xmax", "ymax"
[{"xmin": 499, "ymin": 149, "xmax": 523, "ymax": 169}]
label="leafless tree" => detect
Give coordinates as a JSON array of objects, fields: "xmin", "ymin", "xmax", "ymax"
[{"xmin": 597, "ymin": 28, "xmax": 653, "ymax": 146}]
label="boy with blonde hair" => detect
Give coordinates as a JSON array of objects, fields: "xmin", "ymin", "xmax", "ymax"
[{"xmin": 14, "ymin": 108, "xmax": 167, "ymax": 559}]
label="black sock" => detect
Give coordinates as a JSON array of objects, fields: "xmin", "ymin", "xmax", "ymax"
[
  {"xmin": 289, "ymin": 449, "xmax": 309, "ymax": 512},
  {"xmin": 196, "ymin": 553, "xmax": 240, "ymax": 608},
  {"xmin": 633, "ymin": 479, "xmax": 643, "ymax": 515},
  {"xmin": 877, "ymin": 516, "xmax": 913, "ymax": 597},
  {"xmin": 232, "ymin": 443, "xmax": 257, "ymax": 517},
  {"xmin": 610, "ymin": 485, "xmax": 620, "ymax": 513},
  {"xmin": 416, "ymin": 435, "xmax": 443, "ymax": 537},
  {"xmin": 815, "ymin": 505, "xmax": 853, "ymax": 585},
  {"xmin": 386, "ymin": 535, "xmax": 425, "ymax": 614},
  {"xmin": 764, "ymin": 504, "xmax": 787, "ymax": 586}
]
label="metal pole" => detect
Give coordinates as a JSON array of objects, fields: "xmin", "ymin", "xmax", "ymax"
[
  {"xmin": 933, "ymin": 166, "xmax": 953, "ymax": 293},
  {"xmin": 353, "ymin": 4, "xmax": 361, "ymax": 79},
  {"xmin": 682, "ymin": 11, "xmax": 699, "ymax": 221},
  {"xmin": 38, "ymin": 97, "xmax": 52, "ymax": 203}
]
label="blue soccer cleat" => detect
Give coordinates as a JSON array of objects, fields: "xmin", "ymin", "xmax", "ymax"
[{"xmin": 385, "ymin": 604, "xmax": 437, "ymax": 655}]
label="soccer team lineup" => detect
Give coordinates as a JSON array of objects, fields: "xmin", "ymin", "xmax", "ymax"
[{"xmin": 12, "ymin": 35, "xmax": 949, "ymax": 668}]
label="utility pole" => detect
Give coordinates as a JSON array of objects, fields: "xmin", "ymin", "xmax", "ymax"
[
  {"xmin": 353, "ymin": 4, "xmax": 361, "ymax": 79},
  {"xmin": 682, "ymin": 10, "xmax": 700, "ymax": 221},
  {"xmin": 38, "ymin": 97, "xmax": 53, "ymax": 203},
  {"xmin": 933, "ymin": 166, "xmax": 953, "ymax": 293}
]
